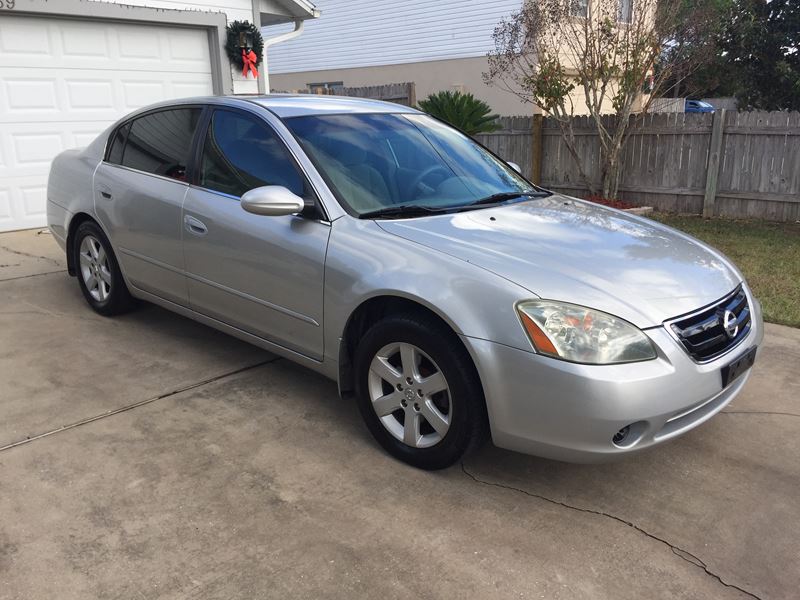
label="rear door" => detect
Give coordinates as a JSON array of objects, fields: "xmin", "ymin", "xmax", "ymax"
[
  {"xmin": 182, "ymin": 107, "xmax": 329, "ymax": 359},
  {"xmin": 94, "ymin": 107, "xmax": 202, "ymax": 305}
]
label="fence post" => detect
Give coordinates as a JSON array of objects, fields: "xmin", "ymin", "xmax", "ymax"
[
  {"xmin": 703, "ymin": 109, "xmax": 726, "ymax": 218},
  {"xmin": 531, "ymin": 114, "xmax": 543, "ymax": 185}
]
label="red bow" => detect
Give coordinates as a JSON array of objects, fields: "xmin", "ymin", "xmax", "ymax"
[{"xmin": 242, "ymin": 48, "xmax": 259, "ymax": 79}]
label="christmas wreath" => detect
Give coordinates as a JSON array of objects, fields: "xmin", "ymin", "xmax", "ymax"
[{"xmin": 225, "ymin": 21, "xmax": 264, "ymax": 78}]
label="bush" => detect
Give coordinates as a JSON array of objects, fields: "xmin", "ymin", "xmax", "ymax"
[{"xmin": 417, "ymin": 91, "xmax": 501, "ymax": 136}]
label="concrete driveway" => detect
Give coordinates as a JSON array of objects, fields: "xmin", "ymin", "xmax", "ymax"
[{"xmin": 1, "ymin": 229, "xmax": 798, "ymax": 600}]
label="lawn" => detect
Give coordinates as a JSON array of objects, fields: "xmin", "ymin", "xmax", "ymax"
[{"xmin": 652, "ymin": 213, "xmax": 800, "ymax": 328}]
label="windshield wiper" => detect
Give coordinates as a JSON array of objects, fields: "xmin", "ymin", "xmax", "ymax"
[
  {"xmin": 358, "ymin": 204, "xmax": 448, "ymax": 220},
  {"xmin": 358, "ymin": 190, "xmax": 552, "ymax": 219},
  {"xmin": 466, "ymin": 190, "xmax": 552, "ymax": 208}
]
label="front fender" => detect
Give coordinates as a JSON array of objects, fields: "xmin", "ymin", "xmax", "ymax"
[{"xmin": 323, "ymin": 218, "xmax": 536, "ymax": 365}]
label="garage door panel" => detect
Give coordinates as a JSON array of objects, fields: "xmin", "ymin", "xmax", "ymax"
[
  {"xmin": 0, "ymin": 18, "xmax": 211, "ymax": 73},
  {"xmin": 0, "ymin": 17, "xmax": 51, "ymax": 56},
  {"xmin": 0, "ymin": 190, "xmax": 12, "ymax": 230},
  {"xmin": 0, "ymin": 15, "xmax": 215, "ymax": 232},
  {"xmin": 1, "ymin": 71, "xmax": 213, "ymax": 123},
  {"xmin": 5, "ymin": 78, "xmax": 59, "ymax": 111},
  {"xmin": 60, "ymin": 23, "xmax": 110, "ymax": 59},
  {"xmin": 13, "ymin": 133, "xmax": 65, "ymax": 167},
  {"xmin": 0, "ymin": 180, "xmax": 48, "ymax": 232},
  {"xmin": 65, "ymin": 79, "xmax": 116, "ymax": 111},
  {"xmin": 0, "ymin": 123, "xmax": 106, "ymax": 179},
  {"xmin": 117, "ymin": 29, "xmax": 162, "ymax": 61}
]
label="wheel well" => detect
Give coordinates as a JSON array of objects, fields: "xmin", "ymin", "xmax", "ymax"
[
  {"xmin": 338, "ymin": 296, "xmax": 473, "ymax": 396},
  {"xmin": 65, "ymin": 212, "xmax": 96, "ymax": 276}
]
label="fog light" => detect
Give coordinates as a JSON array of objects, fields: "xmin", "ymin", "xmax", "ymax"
[{"xmin": 612, "ymin": 426, "xmax": 630, "ymax": 445}]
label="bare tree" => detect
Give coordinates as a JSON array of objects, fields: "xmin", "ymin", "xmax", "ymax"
[{"xmin": 485, "ymin": 0, "xmax": 723, "ymax": 199}]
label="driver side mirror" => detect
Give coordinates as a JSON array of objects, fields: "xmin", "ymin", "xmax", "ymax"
[
  {"xmin": 507, "ymin": 161, "xmax": 522, "ymax": 174},
  {"xmin": 241, "ymin": 186, "xmax": 305, "ymax": 217}
]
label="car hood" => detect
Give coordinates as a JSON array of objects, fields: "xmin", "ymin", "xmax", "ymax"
[{"xmin": 377, "ymin": 196, "xmax": 742, "ymax": 327}]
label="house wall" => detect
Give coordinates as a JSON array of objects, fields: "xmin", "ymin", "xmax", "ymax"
[
  {"xmin": 118, "ymin": 0, "xmax": 257, "ymax": 93},
  {"xmin": 263, "ymin": 0, "xmax": 626, "ymax": 116},
  {"xmin": 264, "ymin": 0, "xmax": 524, "ymax": 73},
  {"xmin": 270, "ymin": 56, "xmax": 536, "ymax": 116},
  {"xmin": 263, "ymin": 0, "xmax": 534, "ymax": 113}
]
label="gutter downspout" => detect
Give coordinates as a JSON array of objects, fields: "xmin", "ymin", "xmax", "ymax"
[
  {"xmin": 251, "ymin": 0, "xmax": 266, "ymax": 95},
  {"xmin": 261, "ymin": 19, "xmax": 305, "ymax": 94}
]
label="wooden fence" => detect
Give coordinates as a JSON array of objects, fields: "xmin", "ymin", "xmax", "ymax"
[
  {"xmin": 281, "ymin": 82, "xmax": 417, "ymax": 106},
  {"xmin": 475, "ymin": 111, "xmax": 800, "ymax": 221}
]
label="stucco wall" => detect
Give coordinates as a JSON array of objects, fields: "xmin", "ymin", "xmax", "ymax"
[{"xmin": 270, "ymin": 56, "xmax": 538, "ymax": 116}]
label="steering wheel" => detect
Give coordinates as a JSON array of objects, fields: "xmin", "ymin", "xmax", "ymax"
[{"xmin": 407, "ymin": 165, "xmax": 451, "ymax": 198}]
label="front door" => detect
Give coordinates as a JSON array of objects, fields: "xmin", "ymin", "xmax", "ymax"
[
  {"xmin": 182, "ymin": 108, "xmax": 329, "ymax": 360},
  {"xmin": 94, "ymin": 107, "xmax": 202, "ymax": 305}
]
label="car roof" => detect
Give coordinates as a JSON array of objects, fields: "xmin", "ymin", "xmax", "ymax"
[
  {"xmin": 105, "ymin": 94, "xmax": 421, "ymax": 138},
  {"xmin": 244, "ymin": 94, "xmax": 420, "ymax": 118}
]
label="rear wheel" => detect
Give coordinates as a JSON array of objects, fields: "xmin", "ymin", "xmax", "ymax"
[
  {"xmin": 354, "ymin": 312, "xmax": 488, "ymax": 470},
  {"xmin": 73, "ymin": 221, "xmax": 134, "ymax": 316}
]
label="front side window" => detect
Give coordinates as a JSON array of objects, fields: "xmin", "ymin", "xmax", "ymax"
[
  {"xmin": 199, "ymin": 110, "xmax": 305, "ymax": 198},
  {"xmin": 285, "ymin": 112, "xmax": 536, "ymax": 215},
  {"xmin": 121, "ymin": 108, "xmax": 201, "ymax": 181}
]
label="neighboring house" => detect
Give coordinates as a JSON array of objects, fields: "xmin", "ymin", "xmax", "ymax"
[
  {"xmin": 0, "ymin": 0, "xmax": 318, "ymax": 232},
  {"xmin": 264, "ymin": 0, "xmax": 529, "ymax": 115}
]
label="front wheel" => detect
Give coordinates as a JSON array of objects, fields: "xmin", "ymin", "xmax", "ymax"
[{"xmin": 354, "ymin": 313, "xmax": 488, "ymax": 470}]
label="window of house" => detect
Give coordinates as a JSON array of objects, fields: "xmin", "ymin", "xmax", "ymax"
[
  {"xmin": 570, "ymin": 0, "xmax": 589, "ymax": 17},
  {"xmin": 307, "ymin": 81, "xmax": 344, "ymax": 94},
  {"xmin": 121, "ymin": 108, "xmax": 201, "ymax": 181},
  {"xmin": 199, "ymin": 110, "xmax": 305, "ymax": 198},
  {"xmin": 619, "ymin": 0, "xmax": 632, "ymax": 22}
]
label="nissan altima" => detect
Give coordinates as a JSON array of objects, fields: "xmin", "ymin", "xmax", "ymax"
[{"xmin": 46, "ymin": 95, "xmax": 762, "ymax": 469}]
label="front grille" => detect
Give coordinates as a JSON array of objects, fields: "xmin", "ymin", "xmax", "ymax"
[{"xmin": 668, "ymin": 286, "xmax": 751, "ymax": 362}]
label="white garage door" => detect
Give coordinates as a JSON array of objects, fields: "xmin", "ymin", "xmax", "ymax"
[{"xmin": 0, "ymin": 15, "xmax": 215, "ymax": 232}]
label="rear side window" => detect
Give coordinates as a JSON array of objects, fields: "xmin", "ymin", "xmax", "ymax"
[
  {"xmin": 121, "ymin": 108, "xmax": 201, "ymax": 181},
  {"xmin": 199, "ymin": 110, "xmax": 304, "ymax": 198},
  {"xmin": 106, "ymin": 123, "xmax": 129, "ymax": 165}
]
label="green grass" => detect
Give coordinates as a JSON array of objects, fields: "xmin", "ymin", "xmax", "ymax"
[{"xmin": 651, "ymin": 213, "xmax": 800, "ymax": 328}]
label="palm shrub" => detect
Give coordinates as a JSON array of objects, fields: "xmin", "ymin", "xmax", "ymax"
[{"xmin": 417, "ymin": 91, "xmax": 501, "ymax": 136}]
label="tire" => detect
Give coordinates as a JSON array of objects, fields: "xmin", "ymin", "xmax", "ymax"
[
  {"xmin": 72, "ymin": 220, "xmax": 135, "ymax": 316},
  {"xmin": 354, "ymin": 312, "xmax": 488, "ymax": 470}
]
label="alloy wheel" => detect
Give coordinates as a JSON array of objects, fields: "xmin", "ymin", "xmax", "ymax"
[
  {"xmin": 367, "ymin": 342, "xmax": 451, "ymax": 448},
  {"xmin": 78, "ymin": 235, "xmax": 112, "ymax": 302}
]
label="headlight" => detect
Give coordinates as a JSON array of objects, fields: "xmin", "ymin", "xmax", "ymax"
[{"xmin": 516, "ymin": 300, "xmax": 657, "ymax": 364}]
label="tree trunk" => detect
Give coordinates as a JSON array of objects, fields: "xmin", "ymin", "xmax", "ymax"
[
  {"xmin": 601, "ymin": 147, "xmax": 622, "ymax": 199},
  {"xmin": 557, "ymin": 120, "xmax": 598, "ymax": 196}
]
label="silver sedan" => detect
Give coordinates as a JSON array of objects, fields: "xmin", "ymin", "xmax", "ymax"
[{"xmin": 47, "ymin": 95, "xmax": 763, "ymax": 469}]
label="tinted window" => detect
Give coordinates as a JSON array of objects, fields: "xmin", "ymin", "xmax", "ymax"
[
  {"xmin": 106, "ymin": 123, "xmax": 129, "ymax": 165},
  {"xmin": 121, "ymin": 108, "xmax": 201, "ymax": 181},
  {"xmin": 199, "ymin": 110, "xmax": 304, "ymax": 198}
]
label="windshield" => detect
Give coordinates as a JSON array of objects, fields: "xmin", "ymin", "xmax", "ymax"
[{"xmin": 284, "ymin": 113, "xmax": 539, "ymax": 216}]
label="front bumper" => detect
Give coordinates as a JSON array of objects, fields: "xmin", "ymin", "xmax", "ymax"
[{"xmin": 463, "ymin": 288, "xmax": 764, "ymax": 463}]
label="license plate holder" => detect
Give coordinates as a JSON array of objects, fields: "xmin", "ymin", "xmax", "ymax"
[{"xmin": 721, "ymin": 346, "xmax": 757, "ymax": 388}]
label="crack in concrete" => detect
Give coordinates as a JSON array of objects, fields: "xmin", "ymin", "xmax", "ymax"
[
  {"xmin": 0, "ymin": 300, "xmax": 108, "ymax": 323},
  {"xmin": 0, "ymin": 358, "xmax": 280, "ymax": 454},
  {"xmin": 722, "ymin": 410, "xmax": 800, "ymax": 419},
  {"xmin": 0, "ymin": 270, "xmax": 68, "ymax": 283},
  {"xmin": 0, "ymin": 245, "xmax": 63, "ymax": 266},
  {"xmin": 461, "ymin": 462, "xmax": 762, "ymax": 600}
]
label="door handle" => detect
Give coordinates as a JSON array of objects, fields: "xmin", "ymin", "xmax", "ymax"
[
  {"xmin": 184, "ymin": 214, "xmax": 208, "ymax": 236},
  {"xmin": 97, "ymin": 185, "xmax": 113, "ymax": 200}
]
